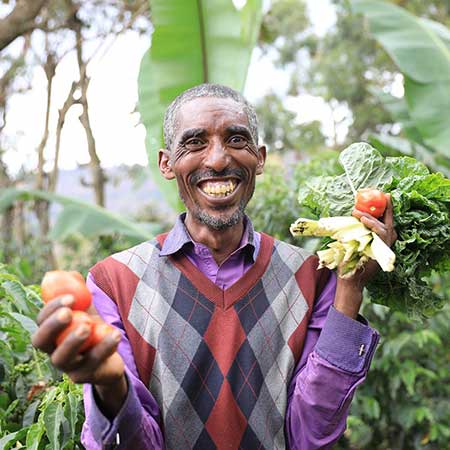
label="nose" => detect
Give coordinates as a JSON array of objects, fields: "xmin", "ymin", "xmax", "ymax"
[{"xmin": 204, "ymin": 138, "xmax": 230, "ymax": 172}]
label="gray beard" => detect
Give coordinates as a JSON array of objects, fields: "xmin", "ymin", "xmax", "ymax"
[{"xmin": 193, "ymin": 203, "xmax": 246, "ymax": 230}]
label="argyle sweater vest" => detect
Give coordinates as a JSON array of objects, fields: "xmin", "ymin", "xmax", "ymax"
[{"xmin": 90, "ymin": 233, "xmax": 330, "ymax": 450}]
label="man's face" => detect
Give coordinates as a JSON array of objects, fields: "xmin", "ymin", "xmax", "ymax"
[{"xmin": 159, "ymin": 96, "xmax": 266, "ymax": 231}]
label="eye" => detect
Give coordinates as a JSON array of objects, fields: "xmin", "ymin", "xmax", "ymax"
[
  {"xmin": 185, "ymin": 138, "xmax": 205, "ymax": 150},
  {"xmin": 228, "ymin": 135, "xmax": 247, "ymax": 149}
]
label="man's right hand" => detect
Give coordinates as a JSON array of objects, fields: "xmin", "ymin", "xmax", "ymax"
[{"xmin": 32, "ymin": 294, "xmax": 128, "ymax": 417}]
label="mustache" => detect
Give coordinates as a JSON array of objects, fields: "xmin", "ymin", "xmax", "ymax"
[{"xmin": 190, "ymin": 168, "xmax": 247, "ymax": 185}]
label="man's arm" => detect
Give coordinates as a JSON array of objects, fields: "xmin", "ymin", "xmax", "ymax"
[
  {"xmin": 81, "ymin": 274, "xmax": 164, "ymax": 449},
  {"xmin": 285, "ymin": 274, "xmax": 379, "ymax": 450},
  {"xmin": 286, "ymin": 195, "xmax": 395, "ymax": 449},
  {"xmin": 31, "ymin": 273, "xmax": 164, "ymax": 450}
]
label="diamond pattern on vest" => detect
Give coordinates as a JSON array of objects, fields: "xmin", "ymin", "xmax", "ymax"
[
  {"xmin": 102, "ymin": 236, "xmax": 320, "ymax": 450},
  {"xmin": 111, "ymin": 241, "xmax": 156, "ymax": 279},
  {"xmin": 181, "ymin": 340, "xmax": 224, "ymax": 422}
]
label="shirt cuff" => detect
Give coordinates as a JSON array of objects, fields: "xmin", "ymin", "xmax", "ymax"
[
  {"xmin": 85, "ymin": 368, "xmax": 143, "ymax": 446},
  {"xmin": 315, "ymin": 306, "xmax": 380, "ymax": 374}
]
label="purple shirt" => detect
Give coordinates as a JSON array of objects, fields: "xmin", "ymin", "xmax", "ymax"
[{"xmin": 82, "ymin": 215, "xmax": 379, "ymax": 450}]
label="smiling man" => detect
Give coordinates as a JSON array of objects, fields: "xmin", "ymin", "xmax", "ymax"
[{"xmin": 32, "ymin": 84, "xmax": 396, "ymax": 450}]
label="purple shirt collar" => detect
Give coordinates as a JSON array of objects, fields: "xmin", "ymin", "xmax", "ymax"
[{"xmin": 160, "ymin": 213, "xmax": 258, "ymax": 261}]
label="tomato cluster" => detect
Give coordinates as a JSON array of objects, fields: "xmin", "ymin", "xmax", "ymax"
[{"xmin": 41, "ymin": 271, "xmax": 116, "ymax": 353}]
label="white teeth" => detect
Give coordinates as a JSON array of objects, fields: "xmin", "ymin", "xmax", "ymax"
[{"xmin": 201, "ymin": 180, "xmax": 237, "ymax": 197}]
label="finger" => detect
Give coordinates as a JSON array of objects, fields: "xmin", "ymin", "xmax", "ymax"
[
  {"xmin": 65, "ymin": 332, "xmax": 122, "ymax": 385},
  {"xmin": 353, "ymin": 209, "xmax": 387, "ymax": 232},
  {"xmin": 37, "ymin": 295, "xmax": 74, "ymax": 325},
  {"xmin": 381, "ymin": 193, "xmax": 395, "ymax": 229},
  {"xmin": 352, "ymin": 208, "xmax": 377, "ymax": 223},
  {"xmin": 32, "ymin": 307, "xmax": 73, "ymax": 354},
  {"xmin": 83, "ymin": 329, "xmax": 121, "ymax": 365},
  {"xmin": 50, "ymin": 323, "xmax": 92, "ymax": 371}
]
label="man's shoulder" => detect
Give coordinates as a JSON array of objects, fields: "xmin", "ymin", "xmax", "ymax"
[{"xmin": 89, "ymin": 237, "xmax": 162, "ymax": 276}]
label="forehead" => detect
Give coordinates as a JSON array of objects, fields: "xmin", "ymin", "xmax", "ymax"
[{"xmin": 175, "ymin": 97, "xmax": 249, "ymax": 133}]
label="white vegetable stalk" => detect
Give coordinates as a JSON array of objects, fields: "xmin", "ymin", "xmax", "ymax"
[{"xmin": 290, "ymin": 216, "xmax": 395, "ymax": 278}]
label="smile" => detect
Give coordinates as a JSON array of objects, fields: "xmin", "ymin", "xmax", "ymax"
[{"xmin": 198, "ymin": 179, "xmax": 238, "ymax": 198}]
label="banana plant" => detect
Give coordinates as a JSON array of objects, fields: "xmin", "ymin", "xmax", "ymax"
[
  {"xmin": 0, "ymin": 188, "xmax": 157, "ymax": 243},
  {"xmin": 138, "ymin": 0, "xmax": 263, "ymax": 212},
  {"xmin": 367, "ymin": 87, "xmax": 450, "ymax": 177},
  {"xmin": 351, "ymin": 0, "xmax": 450, "ymax": 159}
]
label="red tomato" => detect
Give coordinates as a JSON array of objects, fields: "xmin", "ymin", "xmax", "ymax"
[
  {"xmin": 55, "ymin": 311, "xmax": 95, "ymax": 353},
  {"xmin": 90, "ymin": 323, "xmax": 117, "ymax": 346},
  {"xmin": 355, "ymin": 189, "xmax": 387, "ymax": 218},
  {"xmin": 41, "ymin": 270, "xmax": 92, "ymax": 311}
]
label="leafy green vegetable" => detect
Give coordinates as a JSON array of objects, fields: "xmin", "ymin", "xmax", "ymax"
[{"xmin": 296, "ymin": 142, "xmax": 450, "ymax": 317}]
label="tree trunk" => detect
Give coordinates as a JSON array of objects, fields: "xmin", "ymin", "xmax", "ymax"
[
  {"xmin": 74, "ymin": 19, "xmax": 106, "ymax": 207},
  {"xmin": 35, "ymin": 49, "xmax": 57, "ymax": 269}
]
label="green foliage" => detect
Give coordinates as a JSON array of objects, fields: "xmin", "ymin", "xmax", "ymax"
[
  {"xmin": 0, "ymin": 265, "xmax": 84, "ymax": 449},
  {"xmin": 351, "ymin": 0, "xmax": 450, "ymax": 159},
  {"xmin": 256, "ymin": 94, "xmax": 326, "ymax": 153},
  {"xmin": 338, "ymin": 302, "xmax": 450, "ymax": 450},
  {"xmin": 247, "ymin": 156, "xmax": 299, "ymax": 243},
  {"xmin": 258, "ymin": 0, "xmax": 450, "ymax": 154},
  {"xmin": 296, "ymin": 143, "xmax": 450, "ymax": 317},
  {"xmin": 258, "ymin": 0, "xmax": 310, "ymax": 66},
  {"xmin": 247, "ymin": 149, "xmax": 342, "ymax": 248}
]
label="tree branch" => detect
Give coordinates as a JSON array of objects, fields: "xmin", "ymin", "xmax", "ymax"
[
  {"xmin": 49, "ymin": 81, "xmax": 80, "ymax": 193},
  {"xmin": 0, "ymin": 0, "xmax": 48, "ymax": 51}
]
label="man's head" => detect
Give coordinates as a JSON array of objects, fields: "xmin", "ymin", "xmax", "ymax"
[
  {"xmin": 159, "ymin": 83, "xmax": 266, "ymax": 231},
  {"xmin": 163, "ymin": 84, "xmax": 259, "ymax": 152}
]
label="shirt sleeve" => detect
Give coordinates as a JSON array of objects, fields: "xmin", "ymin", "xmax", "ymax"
[
  {"xmin": 285, "ymin": 272, "xmax": 380, "ymax": 450},
  {"xmin": 81, "ymin": 273, "xmax": 164, "ymax": 450}
]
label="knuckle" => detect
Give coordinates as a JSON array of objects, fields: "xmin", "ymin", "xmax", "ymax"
[
  {"xmin": 69, "ymin": 371, "xmax": 85, "ymax": 384},
  {"xmin": 50, "ymin": 354, "xmax": 64, "ymax": 371}
]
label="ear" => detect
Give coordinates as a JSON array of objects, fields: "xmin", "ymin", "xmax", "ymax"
[
  {"xmin": 159, "ymin": 149, "xmax": 175, "ymax": 180},
  {"xmin": 256, "ymin": 145, "xmax": 266, "ymax": 175}
]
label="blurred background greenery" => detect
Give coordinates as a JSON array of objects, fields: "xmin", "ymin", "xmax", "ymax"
[{"xmin": 0, "ymin": 0, "xmax": 449, "ymax": 448}]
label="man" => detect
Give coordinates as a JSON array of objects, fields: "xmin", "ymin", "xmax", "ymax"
[{"xmin": 32, "ymin": 84, "xmax": 396, "ymax": 450}]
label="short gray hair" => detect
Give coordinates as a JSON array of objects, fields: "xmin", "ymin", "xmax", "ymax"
[{"xmin": 163, "ymin": 83, "xmax": 259, "ymax": 151}]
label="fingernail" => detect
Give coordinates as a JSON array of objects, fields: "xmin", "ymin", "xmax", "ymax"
[
  {"xmin": 61, "ymin": 295, "xmax": 74, "ymax": 306},
  {"xmin": 76, "ymin": 325, "xmax": 90, "ymax": 338},
  {"xmin": 57, "ymin": 309, "xmax": 71, "ymax": 321}
]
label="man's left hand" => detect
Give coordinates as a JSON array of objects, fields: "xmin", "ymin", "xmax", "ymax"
[{"xmin": 334, "ymin": 193, "xmax": 397, "ymax": 319}]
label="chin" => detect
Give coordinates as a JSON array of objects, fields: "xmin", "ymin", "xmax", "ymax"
[{"xmin": 194, "ymin": 206, "xmax": 244, "ymax": 231}]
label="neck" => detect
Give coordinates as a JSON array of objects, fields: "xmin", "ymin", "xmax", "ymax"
[{"xmin": 184, "ymin": 213, "xmax": 245, "ymax": 265}]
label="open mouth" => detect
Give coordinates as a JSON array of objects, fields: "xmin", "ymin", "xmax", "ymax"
[{"xmin": 197, "ymin": 179, "xmax": 239, "ymax": 198}]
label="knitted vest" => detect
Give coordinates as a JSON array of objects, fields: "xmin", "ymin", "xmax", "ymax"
[{"xmin": 91, "ymin": 233, "xmax": 330, "ymax": 450}]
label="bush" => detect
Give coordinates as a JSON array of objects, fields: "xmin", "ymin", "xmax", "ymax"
[{"xmin": 0, "ymin": 264, "xmax": 84, "ymax": 449}]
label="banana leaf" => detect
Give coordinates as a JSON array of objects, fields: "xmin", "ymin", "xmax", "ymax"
[
  {"xmin": 0, "ymin": 188, "xmax": 157, "ymax": 243},
  {"xmin": 351, "ymin": 0, "xmax": 450, "ymax": 158}
]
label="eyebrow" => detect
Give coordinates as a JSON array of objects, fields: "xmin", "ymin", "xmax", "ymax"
[
  {"xmin": 178, "ymin": 128, "xmax": 206, "ymax": 144},
  {"xmin": 226, "ymin": 125, "xmax": 253, "ymax": 142}
]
